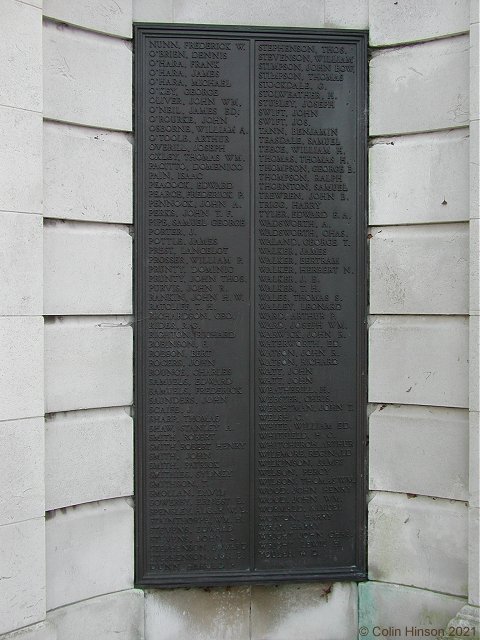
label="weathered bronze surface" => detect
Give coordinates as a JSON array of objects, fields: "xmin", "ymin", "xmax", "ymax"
[{"xmin": 135, "ymin": 25, "xmax": 367, "ymax": 587}]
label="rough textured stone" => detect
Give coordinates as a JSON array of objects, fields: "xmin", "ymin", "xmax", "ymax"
[
  {"xmin": 0, "ymin": 106, "xmax": 42, "ymax": 214},
  {"xmin": 447, "ymin": 605, "xmax": 480, "ymax": 638},
  {"xmin": 43, "ymin": 221, "xmax": 132, "ymax": 315},
  {"xmin": 45, "ymin": 407, "xmax": 133, "ymax": 511},
  {"xmin": 173, "ymin": 0, "xmax": 325, "ymax": 26},
  {"xmin": 145, "ymin": 587, "xmax": 250, "ymax": 640},
  {"xmin": 369, "ymin": 315, "xmax": 468, "ymax": 408},
  {"xmin": 251, "ymin": 582, "xmax": 358, "ymax": 640},
  {"xmin": 0, "ymin": 0, "xmax": 42, "ymax": 111},
  {"xmin": 46, "ymin": 498, "xmax": 134, "ymax": 610},
  {"xmin": 358, "ymin": 582, "xmax": 466, "ymax": 640},
  {"xmin": 133, "ymin": 0, "xmax": 172, "ymax": 21},
  {"xmin": 369, "ymin": 223, "xmax": 469, "ymax": 314},
  {"xmin": 0, "ymin": 317, "xmax": 43, "ymax": 421},
  {"xmin": 368, "ymin": 492, "xmax": 468, "ymax": 596},
  {"xmin": 0, "ymin": 417, "xmax": 44, "ymax": 526},
  {"xmin": 44, "ymin": 0, "xmax": 132, "ymax": 38},
  {"xmin": 49, "ymin": 590, "xmax": 144, "ymax": 640},
  {"xmin": 0, "ymin": 518, "xmax": 45, "ymax": 635},
  {"xmin": 369, "ymin": 130, "xmax": 469, "ymax": 226},
  {"xmin": 43, "ymin": 21, "xmax": 132, "ymax": 130},
  {"xmin": 44, "ymin": 319, "xmax": 132, "ymax": 413},
  {"xmin": 0, "ymin": 212, "xmax": 42, "ymax": 315},
  {"xmin": 369, "ymin": 405, "xmax": 468, "ymax": 500},
  {"xmin": 43, "ymin": 122, "xmax": 132, "ymax": 223},
  {"xmin": 369, "ymin": 0, "xmax": 469, "ymax": 46},
  {"xmin": 370, "ymin": 37, "xmax": 469, "ymax": 136},
  {"xmin": 0, "ymin": 622, "xmax": 55, "ymax": 640},
  {"xmin": 324, "ymin": 0, "xmax": 368, "ymax": 29}
]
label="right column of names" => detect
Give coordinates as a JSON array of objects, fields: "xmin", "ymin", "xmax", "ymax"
[{"xmin": 254, "ymin": 39, "xmax": 359, "ymax": 570}]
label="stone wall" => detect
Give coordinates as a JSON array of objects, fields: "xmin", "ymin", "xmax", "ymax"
[
  {"xmin": 1, "ymin": 1, "xmax": 143, "ymax": 639},
  {"xmin": 42, "ymin": 0, "xmax": 143, "ymax": 637},
  {"xmin": 0, "ymin": 1, "xmax": 477, "ymax": 640},
  {"xmin": 363, "ymin": 1, "xmax": 473, "ymax": 636},
  {"xmin": 0, "ymin": 0, "xmax": 45, "ymax": 637}
]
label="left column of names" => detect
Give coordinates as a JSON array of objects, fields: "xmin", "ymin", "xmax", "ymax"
[{"xmin": 142, "ymin": 36, "xmax": 252, "ymax": 576}]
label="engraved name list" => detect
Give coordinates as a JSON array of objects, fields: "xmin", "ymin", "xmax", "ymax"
[{"xmin": 135, "ymin": 26, "xmax": 367, "ymax": 587}]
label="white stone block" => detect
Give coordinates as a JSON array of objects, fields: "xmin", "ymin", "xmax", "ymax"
[
  {"xmin": 173, "ymin": 0, "xmax": 325, "ymax": 26},
  {"xmin": 0, "ymin": 417, "xmax": 44, "ymax": 526},
  {"xmin": 44, "ymin": 0, "xmax": 132, "ymax": 38},
  {"xmin": 471, "ymin": 221, "xmax": 480, "ymax": 316},
  {"xmin": 469, "ymin": 507, "xmax": 480, "ymax": 605},
  {"xmin": 46, "ymin": 498, "xmax": 134, "ymax": 610},
  {"xmin": 369, "ymin": 316, "xmax": 469, "ymax": 408},
  {"xmin": 471, "ymin": 120, "xmax": 480, "ymax": 218},
  {"xmin": 369, "ymin": 0, "xmax": 469, "ymax": 46},
  {"xmin": 471, "ymin": 23, "xmax": 480, "ymax": 120},
  {"xmin": 369, "ymin": 405, "xmax": 468, "ymax": 500},
  {"xmin": 20, "ymin": 0, "xmax": 42, "ymax": 8},
  {"xmin": 0, "ymin": 212, "xmax": 42, "ymax": 315},
  {"xmin": 45, "ymin": 407, "xmax": 133, "ymax": 511},
  {"xmin": 133, "ymin": 0, "xmax": 172, "ymax": 21},
  {"xmin": 0, "ymin": 622, "xmax": 56, "ymax": 640},
  {"xmin": 369, "ymin": 130, "xmax": 469, "ymax": 226},
  {"xmin": 44, "ymin": 319, "xmax": 132, "ymax": 413},
  {"xmin": 324, "ymin": 0, "xmax": 368, "ymax": 29},
  {"xmin": 43, "ymin": 122, "xmax": 132, "ymax": 223},
  {"xmin": 49, "ymin": 590, "xmax": 144, "ymax": 640},
  {"xmin": 43, "ymin": 21, "xmax": 132, "ymax": 130},
  {"xmin": 0, "ymin": 0, "xmax": 42, "ymax": 111},
  {"xmin": 358, "ymin": 582, "xmax": 466, "ymax": 640},
  {"xmin": 145, "ymin": 587, "xmax": 250, "ymax": 640},
  {"xmin": 43, "ymin": 221, "xmax": 132, "ymax": 315},
  {"xmin": 0, "ymin": 317, "xmax": 44, "ymax": 422},
  {"xmin": 0, "ymin": 518, "xmax": 45, "ymax": 635},
  {"xmin": 369, "ymin": 223, "xmax": 469, "ymax": 315},
  {"xmin": 370, "ymin": 37, "xmax": 469, "ymax": 136},
  {"xmin": 0, "ymin": 106, "xmax": 42, "ymax": 214},
  {"xmin": 471, "ymin": 317, "xmax": 480, "ymax": 412},
  {"xmin": 368, "ymin": 492, "xmax": 468, "ymax": 596},
  {"xmin": 473, "ymin": 1, "xmax": 480, "ymax": 25},
  {"xmin": 470, "ymin": 412, "xmax": 480, "ymax": 508},
  {"xmin": 251, "ymin": 582, "xmax": 357, "ymax": 640}
]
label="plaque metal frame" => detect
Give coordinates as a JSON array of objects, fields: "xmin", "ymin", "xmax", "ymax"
[{"xmin": 134, "ymin": 24, "xmax": 368, "ymax": 588}]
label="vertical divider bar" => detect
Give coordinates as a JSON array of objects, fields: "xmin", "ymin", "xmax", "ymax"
[
  {"xmin": 141, "ymin": 30, "xmax": 148, "ymax": 577},
  {"xmin": 134, "ymin": 27, "xmax": 144, "ymax": 581},
  {"xmin": 249, "ymin": 35, "xmax": 256, "ymax": 572},
  {"xmin": 362, "ymin": 34, "xmax": 368, "ymax": 572},
  {"xmin": 356, "ymin": 35, "xmax": 368, "ymax": 573}
]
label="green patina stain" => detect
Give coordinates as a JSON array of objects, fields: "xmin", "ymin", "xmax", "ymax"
[{"xmin": 358, "ymin": 582, "xmax": 376, "ymax": 640}]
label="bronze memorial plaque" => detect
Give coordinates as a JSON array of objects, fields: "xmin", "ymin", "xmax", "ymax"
[{"xmin": 135, "ymin": 25, "xmax": 367, "ymax": 586}]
